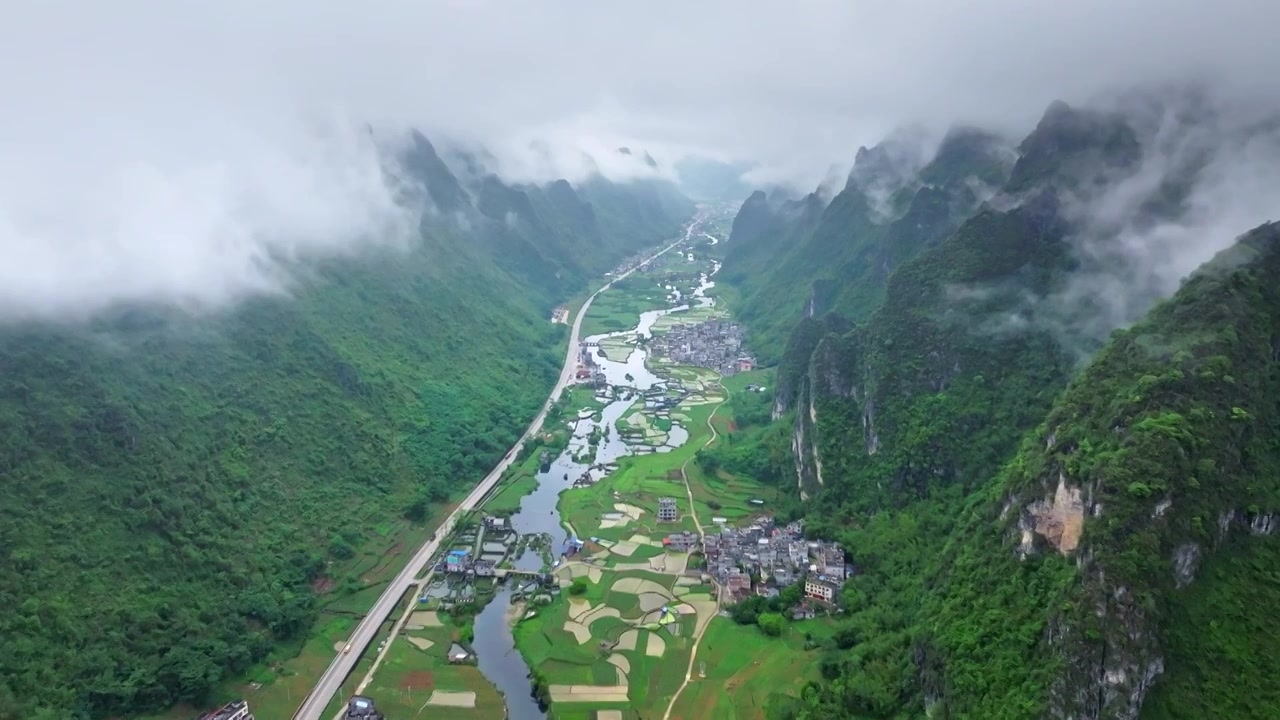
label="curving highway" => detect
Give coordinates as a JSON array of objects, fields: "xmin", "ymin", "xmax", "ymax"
[{"xmin": 291, "ymin": 214, "xmax": 702, "ymax": 720}]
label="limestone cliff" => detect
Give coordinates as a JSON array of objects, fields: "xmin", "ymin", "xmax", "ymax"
[{"xmin": 990, "ymin": 223, "xmax": 1280, "ymax": 719}]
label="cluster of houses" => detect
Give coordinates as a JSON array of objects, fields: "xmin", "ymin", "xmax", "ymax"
[
  {"xmin": 574, "ymin": 342, "xmax": 607, "ymax": 387},
  {"xmin": 648, "ymin": 318, "xmax": 755, "ymax": 376},
  {"xmin": 438, "ymin": 516, "xmax": 518, "ymax": 578},
  {"xmin": 701, "ymin": 517, "xmax": 851, "ymax": 605},
  {"xmin": 649, "ymin": 507, "xmax": 850, "ymax": 609}
]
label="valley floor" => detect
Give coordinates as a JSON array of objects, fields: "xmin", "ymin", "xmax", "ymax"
[
  {"xmin": 191, "ymin": 213, "xmax": 829, "ymax": 720},
  {"xmin": 500, "ymin": 237, "xmax": 829, "ymax": 719}
]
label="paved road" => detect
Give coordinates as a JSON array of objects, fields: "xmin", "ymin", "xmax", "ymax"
[{"xmin": 292, "ymin": 215, "xmax": 703, "ymax": 720}]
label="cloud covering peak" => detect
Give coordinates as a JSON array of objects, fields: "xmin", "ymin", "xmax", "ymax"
[{"xmin": 2, "ymin": 0, "xmax": 1279, "ymax": 320}]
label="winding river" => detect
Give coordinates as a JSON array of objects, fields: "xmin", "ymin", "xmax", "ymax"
[{"xmin": 471, "ymin": 262, "xmax": 719, "ymax": 719}]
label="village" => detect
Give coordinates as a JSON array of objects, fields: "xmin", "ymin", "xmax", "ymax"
[
  {"xmin": 651, "ymin": 512, "xmax": 850, "ymax": 614},
  {"xmin": 647, "ymin": 316, "xmax": 756, "ymax": 376}
]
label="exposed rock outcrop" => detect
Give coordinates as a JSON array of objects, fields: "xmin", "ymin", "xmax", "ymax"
[{"xmin": 1020, "ymin": 473, "xmax": 1087, "ymax": 557}]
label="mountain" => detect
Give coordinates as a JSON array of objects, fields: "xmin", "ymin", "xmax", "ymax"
[
  {"xmin": 710, "ymin": 95, "xmax": 1280, "ymax": 719},
  {"xmin": 432, "ymin": 140, "xmax": 693, "ymax": 291},
  {"xmin": 0, "ymin": 134, "xmax": 692, "ymax": 719},
  {"xmin": 719, "ymin": 127, "xmax": 1015, "ymax": 363},
  {"xmin": 783, "ymin": 106, "xmax": 1142, "ymax": 503},
  {"xmin": 920, "ymin": 221, "xmax": 1280, "ymax": 719}
]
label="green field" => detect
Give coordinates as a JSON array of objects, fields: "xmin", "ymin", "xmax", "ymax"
[
  {"xmin": 515, "ymin": 567, "xmax": 701, "ymax": 717},
  {"xmin": 483, "ymin": 457, "xmax": 542, "ymax": 515},
  {"xmin": 649, "ymin": 302, "xmax": 728, "ymax": 334},
  {"xmin": 582, "ymin": 276, "xmax": 670, "ymax": 336},
  {"xmin": 562, "ymin": 383, "xmax": 774, "ymax": 546},
  {"xmin": 667, "ymin": 617, "xmax": 834, "ymax": 720},
  {"xmin": 354, "ymin": 612, "xmax": 505, "ymax": 719},
  {"xmin": 529, "ymin": 353, "xmax": 782, "ymax": 716}
]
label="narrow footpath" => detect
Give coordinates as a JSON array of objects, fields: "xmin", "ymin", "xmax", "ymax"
[{"xmin": 663, "ymin": 386, "xmax": 730, "ymax": 720}]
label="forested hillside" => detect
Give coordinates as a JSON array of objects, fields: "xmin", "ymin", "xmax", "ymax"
[
  {"xmin": 719, "ymin": 128, "xmax": 1013, "ymax": 363},
  {"xmin": 712, "ymin": 96, "xmax": 1280, "ymax": 719},
  {"xmin": 0, "ymin": 135, "xmax": 692, "ymax": 719}
]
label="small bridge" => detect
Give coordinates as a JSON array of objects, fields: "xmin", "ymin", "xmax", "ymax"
[{"xmin": 581, "ymin": 340, "xmax": 599, "ymax": 347}]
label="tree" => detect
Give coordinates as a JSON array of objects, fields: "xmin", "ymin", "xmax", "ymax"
[
  {"xmin": 569, "ymin": 578, "xmax": 588, "ymax": 596},
  {"xmin": 425, "ymin": 480, "xmax": 449, "ymax": 503},
  {"xmin": 403, "ymin": 498, "xmax": 428, "ymax": 522},
  {"xmin": 758, "ymin": 612, "xmax": 784, "ymax": 637},
  {"xmin": 328, "ymin": 537, "xmax": 355, "ymax": 560}
]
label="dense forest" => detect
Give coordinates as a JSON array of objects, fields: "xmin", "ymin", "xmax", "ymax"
[
  {"xmin": 0, "ymin": 135, "xmax": 692, "ymax": 718},
  {"xmin": 715, "ymin": 95, "xmax": 1280, "ymax": 719}
]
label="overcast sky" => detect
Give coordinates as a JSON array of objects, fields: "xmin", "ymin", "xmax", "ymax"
[{"xmin": 2, "ymin": 0, "xmax": 1279, "ymax": 320}]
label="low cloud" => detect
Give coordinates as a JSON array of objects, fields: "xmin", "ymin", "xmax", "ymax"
[
  {"xmin": 0, "ymin": 116, "xmax": 415, "ymax": 321},
  {"xmin": 2, "ymin": 1, "xmax": 1278, "ymax": 321},
  {"xmin": 949, "ymin": 91, "xmax": 1280, "ymax": 360}
]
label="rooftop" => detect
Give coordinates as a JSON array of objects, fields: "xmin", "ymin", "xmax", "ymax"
[
  {"xmin": 345, "ymin": 695, "xmax": 384, "ymax": 719},
  {"xmin": 197, "ymin": 700, "xmax": 253, "ymax": 720}
]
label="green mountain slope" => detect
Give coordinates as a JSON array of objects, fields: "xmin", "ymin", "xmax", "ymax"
[
  {"xmin": 711, "ymin": 96, "xmax": 1280, "ymax": 720},
  {"xmin": 720, "ymin": 128, "xmax": 1013, "ymax": 364},
  {"xmin": 919, "ymin": 221, "xmax": 1280, "ymax": 719},
  {"xmin": 780, "ymin": 102, "xmax": 1142, "ymax": 503},
  {"xmin": 0, "ymin": 137, "xmax": 692, "ymax": 719}
]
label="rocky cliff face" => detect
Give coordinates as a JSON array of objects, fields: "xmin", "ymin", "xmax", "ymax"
[
  {"xmin": 773, "ymin": 100, "xmax": 1203, "ymax": 509},
  {"xmin": 719, "ymin": 129, "xmax": 1011, "ymax": 364},
  {"xmin": 991, "ymin": 223, "xmax": 1280, "ymax": 719},
  {"xmin": 750, "ymin": 96, "xmax": 1280, "ymax": 720}
]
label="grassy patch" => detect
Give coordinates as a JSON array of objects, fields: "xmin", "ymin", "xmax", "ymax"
[
  {"xmin": 356, "ymin": 617, "xmax": 504, "ymax": 720},
  {"xmin": 483, "ymin": 461, "xmax": 541, "ymax": 515},
  {"xmin": 668, "ymin": 616, "xmax": 830, "ymax": 720},
  {"xmin": 561, "ymin": 388, "xmax": 771, "ymax": 544},
  {"xmin": 515, "ymin": 567, "xmax": 696, "ymax": 716},
  {"xmin": 583, "ymin": 277, "xmax": 669, "ymax": 337}
]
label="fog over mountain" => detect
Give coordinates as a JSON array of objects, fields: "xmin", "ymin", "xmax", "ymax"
[{"xmin": 2, "ymin": 0, "xmax": 1279, "ymax": 320}]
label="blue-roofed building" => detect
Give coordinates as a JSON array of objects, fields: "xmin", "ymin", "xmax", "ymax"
[{"xmin": 445, "ymin": 549, "xmax": 470, "ymax": 573}]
